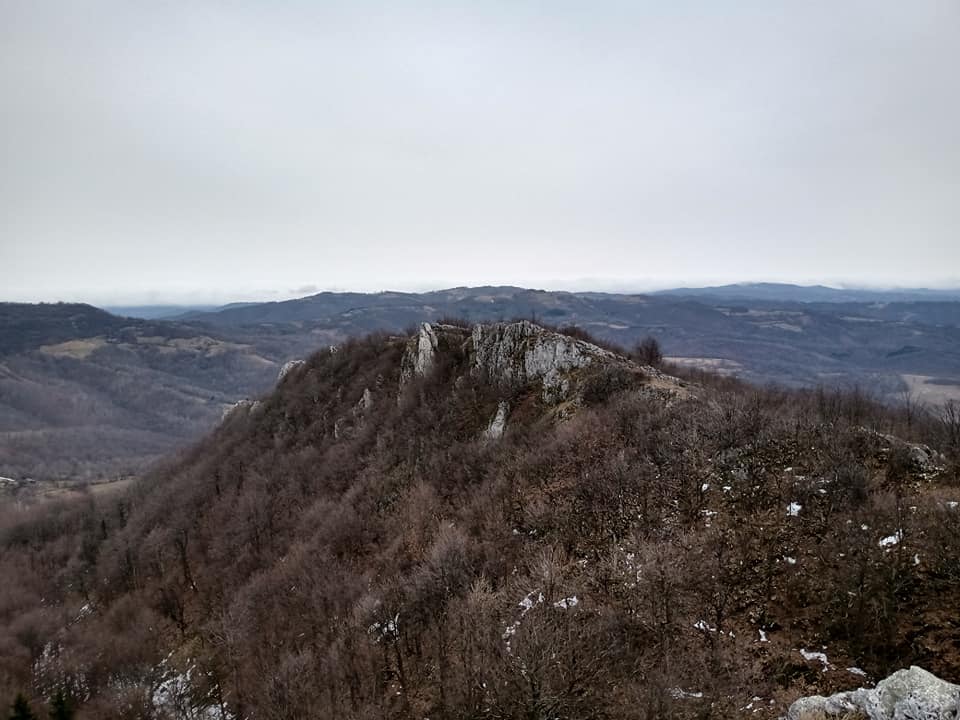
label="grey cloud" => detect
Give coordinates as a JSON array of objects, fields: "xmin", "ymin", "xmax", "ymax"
[{"xmin": 1, "ymin": 1, "xmax": 958, "ymax": 304}]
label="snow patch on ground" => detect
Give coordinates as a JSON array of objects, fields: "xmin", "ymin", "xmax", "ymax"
[
  {"xmin": 800, "ymin": 648, "xmax": 831, "ymax": 672},
  {"xmin": 518, "ymin": 590, "xmax": 544, "ymax": 613},
  {"xmin": 503, "ymin": 589, "xmax": 550, "ymax": 653},
  {"xmin": 72, "ymin": 603, "xmax": 94, "ymax": 624},
  {"xmin": 152, "ymin": 656, "xmax": 233, "ymax": 720},
  {"xmin": 879, "ymin": 531, "xmax": 902, "ymax": 548}
]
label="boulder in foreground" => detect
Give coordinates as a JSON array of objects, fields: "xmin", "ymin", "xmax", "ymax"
[{"xmin": 786, "ymin": 666, "xmax": 960, "ymax": 720}]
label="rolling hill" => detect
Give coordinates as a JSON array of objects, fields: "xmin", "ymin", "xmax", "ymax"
[
  {"xmin": 0, "ymin": 303, "xmax": 319, "ymax": 482},
  {"xmin": 0, "ymin": 321, "xmax": 957, "ymax": 718}
]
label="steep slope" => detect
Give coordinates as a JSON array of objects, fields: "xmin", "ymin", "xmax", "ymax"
[{"xmin": 0, "ymin": 323, "xmax": 958, "ymax": 719}]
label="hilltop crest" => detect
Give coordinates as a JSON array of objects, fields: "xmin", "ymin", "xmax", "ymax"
[
  {"xmin": 1, "ymin": 323, "xmax": 957, "ymax": 719},
  {"xmin": 400, "ymin": 320, "xmax": 686, "ymax": 407}
]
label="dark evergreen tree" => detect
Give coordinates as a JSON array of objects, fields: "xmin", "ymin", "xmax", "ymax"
[
  {"xmin": 48, "ymin": 690, "xmax": 73, "ymax": 720},
  {"xmin": 9, "ymin": 694, "xmax": 36, "ymax": 720}
]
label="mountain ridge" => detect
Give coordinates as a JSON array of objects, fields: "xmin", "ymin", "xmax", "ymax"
[
  {"xmin": 652, "ymin": 282, "xmax": 960, "ymax": 304},
  {"xmin": 1, "ymin": 321, "xmax": 957, "ymax": 718},
  {"xmin": 147, "ymin": 286, "xmax": 960, "ymax": 404}
]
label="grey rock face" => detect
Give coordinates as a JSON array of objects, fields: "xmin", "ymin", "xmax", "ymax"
[
  {"xmin": 856, "ymin": 428, "xmax": 945, "ymax": 479},
  {"xmin": 221, "ymin": 399, "xmax": 263, "ymax": 421},
  {"xmin": 471, "ymin": 321, "xmax": 616, "ymax": 403},
  {"xmin": 482, "ymin": 401, "xmax": 509, "ymax": 440},
  {"xmin": 398, "ymin": 323, "xmax": 473, "ymax": 390},
  {"xmin": 400, "ymin": 323, "xmax": 440, "ymax": 386},
  {"xmin": 278, "ymin": 359, "xmax": 305, "ymax": 382},
  {"xmin": 397, "ymin": 320, "xmax": 687, "ymax": 407},
  {"xmin": 358, "ymin": 387, "xmax": 373, "ymax": 412},
  {"xmin": 786, "ymin": 666, "xmax": 960, "ymax": 720}
]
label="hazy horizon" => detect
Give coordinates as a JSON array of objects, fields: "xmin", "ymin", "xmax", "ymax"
[
  {"xmin": 3, "ymin": 2, "xmax": 958, "ymax": 305},
  {"xmin": 5, "ymin": 277, "xmax": 960, "ymax": 310}
]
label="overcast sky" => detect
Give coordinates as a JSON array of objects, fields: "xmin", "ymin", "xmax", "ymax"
[{"xmin": 2, "ymin": 1, "xmax": 958, "ymax": 305}]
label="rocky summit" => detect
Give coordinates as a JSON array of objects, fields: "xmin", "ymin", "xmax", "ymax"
[
  {"xmin": 401, "ymin": 319, "xmax": 685, "ymax": 405},
  {"xmin": 470, "ymin": 320, "xmax": 622, "ymax": 402}
]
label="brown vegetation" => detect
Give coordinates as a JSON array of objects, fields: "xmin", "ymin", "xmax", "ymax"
[{"xmin": 0, "ymin": 327, "xmax": 958, "ymax": 718}]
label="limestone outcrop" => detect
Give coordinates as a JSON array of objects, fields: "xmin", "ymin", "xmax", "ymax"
[
  {"xmin": 786, "ymin": 666, "xmax": 960, "ymax": 720},
  {"xmin": 855, "ymin": 428, "xmax": 945, "ymax": 479},
  {"xmin": 398, "ymin": 320, "xmax": 688, "ymax": 407},
  {"xmin": 357, "ymin": 387, "xmax": 373, "ymax": 413},
  {"xmin": 400, "ymin": 323, "xmax": 438, "ymax": 386},
  {"xmin": 399, "ymin": 323, "xmax": 472, "ymax": 387},
  {"xmin": 471, "ymin": 321, "xmax": 619, "ymax": 402},
  {"xmin": 278, "ymin": 359, "xmax": 305, "ymax": 382},
  {"xmin": 221, "ymin": 398, "xmax": 262, "ymax": 421},
  {"xmin": 482, "ymin": 401, "xmax": 510, "ymax": 440}
]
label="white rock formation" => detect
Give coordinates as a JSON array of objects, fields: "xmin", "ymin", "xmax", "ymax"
[
  {"xmin": 221, "ymin": 399, "xmax": 263, "ymax": 421},
  {"xmin": 785, "ymin": 666, "xmax": 960, "ymax": 720},
  {"xmin": 397, "ymin": 320, "xmax": 688, "ymax": 406},
  {"xmin": 358, "ymin": 387, "xmax": 373, "ymax": 412},
  {"xmin": 278, "ymin": 359, "xmax": 305, "ymax": 382},
  {"xmin": 471, "ymin": 321, "xmax": 616, "ymax": 403},
  {"xmin": 400, "ymin": 323, "xmax": 440, "ymax": 385},
  {"xmin": 482, "ymin": 401, "xmax": 509, "ymax": 440}
]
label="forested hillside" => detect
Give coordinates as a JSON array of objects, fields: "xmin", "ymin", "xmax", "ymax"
[
  {"xmin": 0, "ymin": 303, "xmax": 315, "ymax": 482},
  {"xmin": 0, "ymin": 322, "xmax": 957, "ymax": 719}
]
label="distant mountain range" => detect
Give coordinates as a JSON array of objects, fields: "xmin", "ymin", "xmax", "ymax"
[
  {"xmin": 106, "ymin": 283, "xmax": 960, "ymax": 320},
  {"xmin": 651, "ymin": 282, "xmax": 960, "ymax": 303},
  {"xmin": 101, "ymin": 304, "xmax": 221, "ymax": 320},
  {"xmin": 1, "ymin": 285, "xmax": 958, "ymax": 481},
  {"xmin": 103, "ymin": 302, "xmax": 259, "ymax": 320},
  {"xmin": 171, "ymin": 285, "xmax": 960, "ymax": 399}
]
